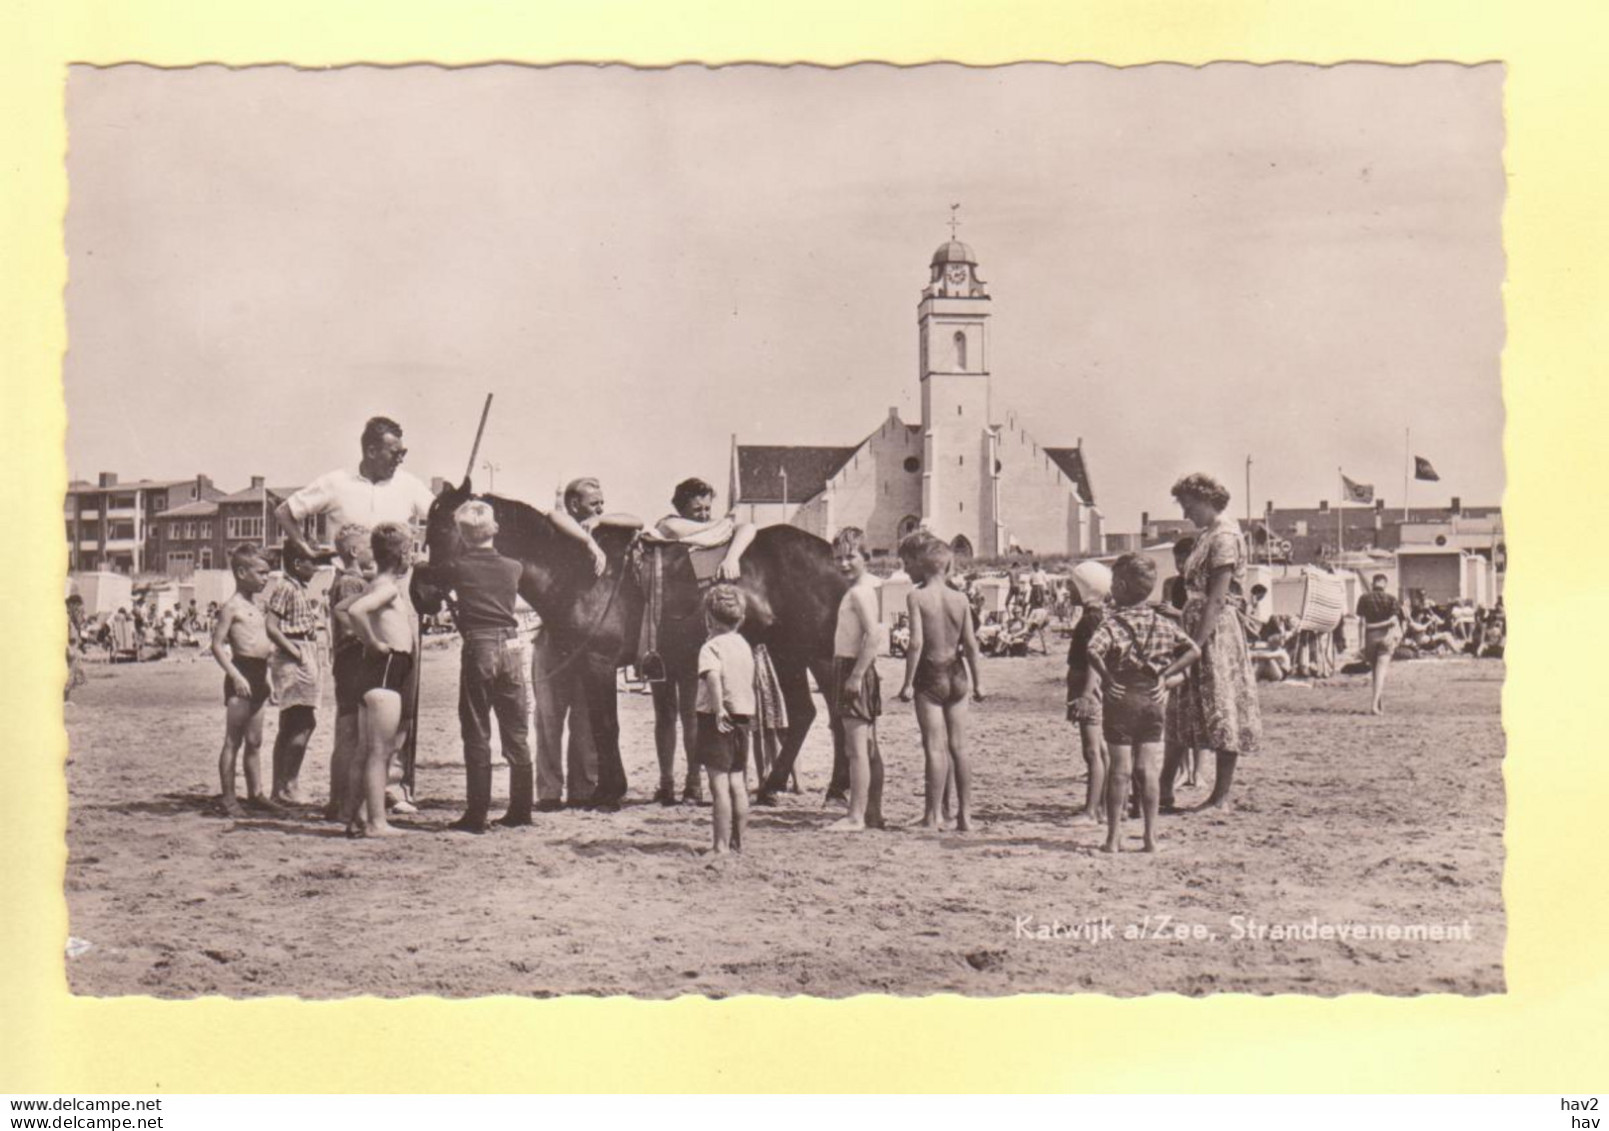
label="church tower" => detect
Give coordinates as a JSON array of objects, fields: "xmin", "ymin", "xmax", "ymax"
[{"xmin": 919, "ymin": 237, "xmax": 998, "ymax": 557}]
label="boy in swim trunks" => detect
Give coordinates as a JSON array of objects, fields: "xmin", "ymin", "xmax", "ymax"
[
  {"xmin": 826, "ymin": 527, "xmax": 885, "ymax": 833},
  {"xmin": 210, "ymin": 544, "xmax": 280, "ymax": 817},
  {"xmin": 1074, "ymin": 554, "xmax": 1200, "ymax": 854},
  {"xmin": 323, "ymin": 523, "xmax": 372, "ymax": 821},
  {"xmin": 895, "ymin": 533, "xmax": 984, "ymax": 832},
  {"xmin": 337, "ymin": 522, "xmax": 418, "ymax": 838},
  {"xmin": 695, "ymin": 584, "xmax": 755, "ymax": 855}
]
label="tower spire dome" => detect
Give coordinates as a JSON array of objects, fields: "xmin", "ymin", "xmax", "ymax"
[
  {"xmin": 927, "ymin": 217, "xmax": 986, "ymax": 298},
  {"xmin": 930, "ymin": 239, "xmax": 977, "ymax": 267}
]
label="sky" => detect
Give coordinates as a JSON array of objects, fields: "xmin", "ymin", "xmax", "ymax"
[{"xmin": 64, "ymin": 63, "xmax": 1505, "ymax": 530}]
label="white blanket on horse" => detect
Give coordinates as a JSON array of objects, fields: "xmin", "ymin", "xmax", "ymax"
[
  {"xmin": 645, "ymin": 516, "xmax": 736, "ymax": 585},
  {"xmin": 648, "ymin": 514, "xmax": 736, "ymax": 550}
]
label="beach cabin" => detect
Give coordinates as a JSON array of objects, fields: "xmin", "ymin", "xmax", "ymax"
[
  {"xmin": 68, "ymin": 570, "xmax": 134, "ymax": 618},
  {"xmin": 877, "ymin": 570, "xmax": 912, "ymax": 627},
  {"xmin": 1397, "ymin": 546, "xmax": 1495, "ymax": 605},
  {"xmin": 179, "ymin": 570, "xmax": 237, "ymax": 613}
]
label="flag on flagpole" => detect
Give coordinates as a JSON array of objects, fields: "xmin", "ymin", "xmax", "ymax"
[
  {"xmin": 1414, "ymin": 456, "xmax": 1440, "ymax": 482},
  {"xmin": 1341, "ymin": 474, "xmax": 1375, "ymax": 504}
]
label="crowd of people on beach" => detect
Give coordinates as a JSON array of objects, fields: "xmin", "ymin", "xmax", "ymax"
[
  {"xmin": 1246, "ymin": 583, "xmax": 1504, "ymax": 690},
  {"xmin": 890, "ymin": 567, "xmax": 1061, "ymax": 661},
  {"xmin": 67, "ymin": 412, "xmax": 1500, "ymax": 859},
  {"xmin": 186, "ymin": 431, "xmax": 1271, "ymax": 854},
  {"xmin": 67, "ymin": 597, "xmax": 224, "ymax": 662}
]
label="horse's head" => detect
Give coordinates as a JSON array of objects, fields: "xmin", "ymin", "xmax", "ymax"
[
  {"xmin": 424, "ymin": 476, "xmax": 475, "ymax": 563},
  {"xmin": 412, "ymin": 476, "xmax": 475, "ymax": 613}
]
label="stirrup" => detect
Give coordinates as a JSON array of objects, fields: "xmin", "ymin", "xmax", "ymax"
[{"xmin": 639, "ymin": 651, "xmax": 667, "ymax": 683}]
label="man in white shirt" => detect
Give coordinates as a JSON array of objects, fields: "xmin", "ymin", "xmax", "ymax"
[
  {"xmin": 275, "ymin": 416, "xmax": 436, "ymax": 558},
  {"xmin": 275, "ymin": 416, "xmax": 437, "ymax": 812}
]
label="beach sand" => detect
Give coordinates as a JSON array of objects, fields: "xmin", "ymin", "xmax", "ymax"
[{"xmin": 62, "ymin": 643, "xmax": 1505, "ymax": 997}]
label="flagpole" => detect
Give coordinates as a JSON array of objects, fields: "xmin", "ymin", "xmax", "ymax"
[
  {"xmin": 1245, "ymin": 455, "xmax": 1252, "ymax": 526},
  {"xmin": 1336, "ymin": 467, "xmax": 1344, "ymax": 562},
  {"xmin": 1403, "ymin": 427, "xmax": 1411, "ymax": 528},
  {"xmin": 1245, "ymin": 454, "xmax": 1253, "ymax": 560}
]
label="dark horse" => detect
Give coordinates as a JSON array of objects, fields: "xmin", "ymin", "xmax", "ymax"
[{"xmin": 413, "ymin": 480, "xmax": 850, "ymax": 803}]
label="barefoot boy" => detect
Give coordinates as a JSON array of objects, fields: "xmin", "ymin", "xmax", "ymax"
[
  {"xmin": 1065, "ymin": 560, "xmax": 1112, "ymax": 823},
  {"xmin": 338, "ymin": 522, "xmax": 418, "ymax": 838},
  {"xmin": 694, "ymin": 584, "xmax": 755, "ymax": 855},
  {"xmin": 895, "ymin": 534, "xmax": 983, "ymax": 832},
  {"xmin": 827, "ymin": 527, "xmax": 885, "ymax": 833},
  {"xmin": 210, "ymin": 545, "xmax": 280, "ymax": 816},
  {"xmin": 324, "ymin": 523, "xmax": 372, "ymax": 821},
  {"xmin": 1075, "ymin": 554, "xmax": 1200, "ymax": 854},
  {"xmin": 1356, "ymin": 573, "xmax": 1404, "ymax": 715}
]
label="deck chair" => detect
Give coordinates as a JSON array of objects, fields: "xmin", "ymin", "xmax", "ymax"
[
  {"xmin": 1296, "ymin": 568, "xmax": 1347, "ymax": 633},
  {"xmin": 1293, "ymin": 568, "xmax": 1346, "ymax": 678}
]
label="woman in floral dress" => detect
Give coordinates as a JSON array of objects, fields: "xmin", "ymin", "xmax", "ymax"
[{"xmin": 1161, "ymin": 472, "xmax": 1263, "ymax": 811}]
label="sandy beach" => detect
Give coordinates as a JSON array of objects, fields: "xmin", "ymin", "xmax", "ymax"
[{"xmin": 62, "ymin": 642, "xmax": 1505, "ymax": 998}]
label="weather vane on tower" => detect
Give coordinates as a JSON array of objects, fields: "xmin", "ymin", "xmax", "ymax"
[{"xmin": 948, "ymin": 202, "xmax": 962, "ymax": 239}]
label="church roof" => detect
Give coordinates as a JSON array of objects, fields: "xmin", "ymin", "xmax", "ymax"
[
  {"xmin": 1043, "ymin": 447, "xmax": 1096, "ymax": 506},
  {"xmin": 735, "ymin": 445, "xmax": 858, "ymax": 504},
  {"xmin": 930, "ymin": 239, "xmax": 977, "ymax": 267}
]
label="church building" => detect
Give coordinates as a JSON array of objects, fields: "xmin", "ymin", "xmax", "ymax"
[{"xmin": 729, "ymin": 237, "xmax": 1102, "ymax": 559}]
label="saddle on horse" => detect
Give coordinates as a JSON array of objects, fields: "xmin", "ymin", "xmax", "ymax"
[{"xmin": 633, "ymin": 531, "xmax": 771, "ymax": 682}]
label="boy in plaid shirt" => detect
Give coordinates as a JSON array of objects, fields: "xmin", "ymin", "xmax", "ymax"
[
  {"xmin": 265, "ymin": 539, "xmax": 330, "ymax": 805},
  {"xmin": 1072, "ymin": 554, "xmax": 1200, "ymax": 854}
]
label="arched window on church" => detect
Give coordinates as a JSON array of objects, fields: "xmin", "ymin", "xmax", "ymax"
[
  {"xmin": 898, "ymin": 515, "xmax": 920, "ymax": 541},
  {"xmin": 951, "ymin": 534, "xmax": 973, "ymax": 559},
  {"xmin": 954, "ymin": 330, "xmax": 967, "ymax": 370}
]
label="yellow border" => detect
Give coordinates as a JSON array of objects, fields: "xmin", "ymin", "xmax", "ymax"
[{"xmin": 4, "ymin": 0, "xmax": 1604, "ymax": 1093}]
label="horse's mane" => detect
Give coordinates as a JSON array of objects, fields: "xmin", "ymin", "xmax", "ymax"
[
  {"xmin": 480, "ymin": 492, "xmax": 560, "ymax": 557},
  {"xmin": 478, "ymin": 493, "xmax": 639, "ymax": 580},
  {"xmin": 752, "ymin": 521, "xmax": 833, "ymax": 563}
]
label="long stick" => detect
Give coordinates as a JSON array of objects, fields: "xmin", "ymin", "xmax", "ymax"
[
  {"xmin": 464, "ymin": 393, "xmax": 494, "ymax": 485},
  {"xmin": 401, "ymin": 609, "xmax": 423, "ymax": 802},
  {"xmin": 406, "ymin": 392, "xmax": 491, "ymax": 805}
]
